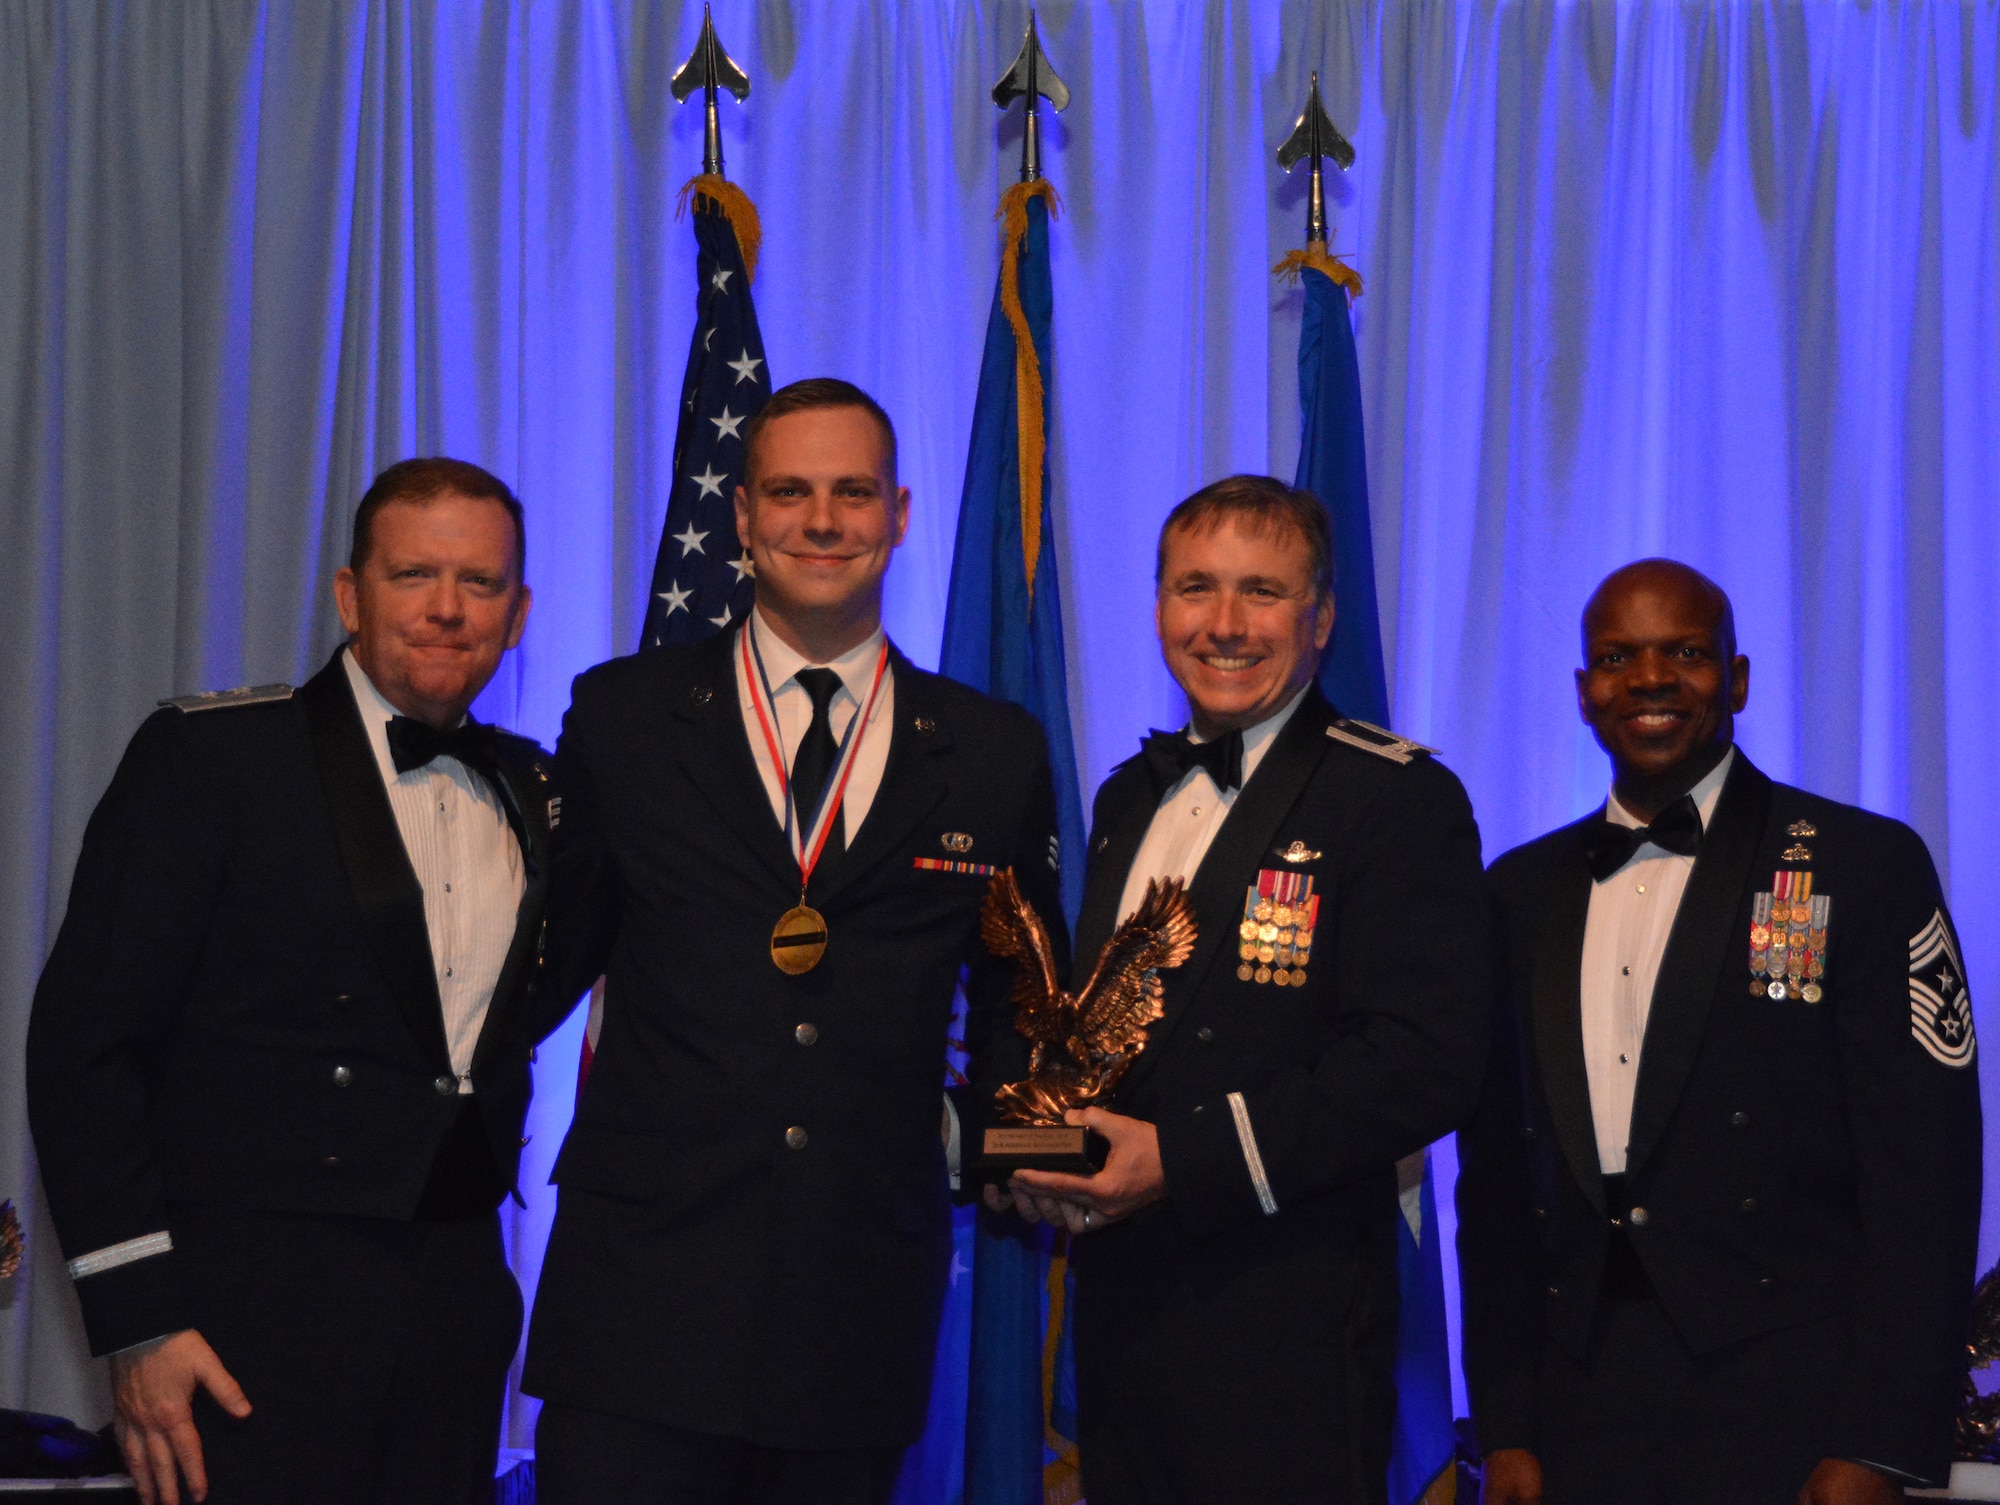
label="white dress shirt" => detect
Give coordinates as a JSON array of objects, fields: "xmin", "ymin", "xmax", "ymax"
[
  {"xmin": 1116, "ymin": 686, "xmax": 1312, "ymax": 924},
  {"xmin": 343, "ymin": 649, "xmax": 525, "ymax": 1091},
  {"xmin": 1580, "ymin": 748, "xmax": 1735, "ymax": 1173},
  {"xmin": 734, "ymin": 607, "xmax": 896, "ymax": 848}
]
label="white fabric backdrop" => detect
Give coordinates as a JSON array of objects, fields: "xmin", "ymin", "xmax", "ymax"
[{"xmin": 2, "ymin": 0, "xmax": 1994, "ymax": 1443}]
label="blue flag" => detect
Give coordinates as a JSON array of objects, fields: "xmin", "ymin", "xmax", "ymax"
[
  {"xmin": 640, "ymin": 185, "xmax": 771, "ymax": 650},
  {"xmin": 1294, "ymin": 260, "xmax": 1456, "ymax": 1505},
  {"xmin": 894, "ymin": 182, "xmax": 1086, "ymax": 1505}
]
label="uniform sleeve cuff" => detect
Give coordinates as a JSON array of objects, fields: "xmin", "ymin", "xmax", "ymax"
[
  {"xmin": 70, "ymin": 1242, "xmax": 190, "ymax": 1357},
  {"xmin": 1155, "ymin": 1097, "xmax": 1273, "ymax": 1240}
]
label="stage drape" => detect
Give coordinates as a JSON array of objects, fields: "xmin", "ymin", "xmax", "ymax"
[{"xmin": 3, "ymin": 0, "xmax": 1993, "ymax": 1450}]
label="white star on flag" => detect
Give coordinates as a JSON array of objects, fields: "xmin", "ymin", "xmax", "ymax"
[
  {"xmin": 690, "ymin": 466, "xmax": 726, "ymax": 498},
  {"xmin": 674, "ymin": 522, "xmax": 708, "ymax": 556},
  {"xmin": 729, "ymin": 552, "xmax": 755, "ymax": 581},
  {"xmin": 727, "ymin": 350, "xmax": 764, "ymax": 385},
  {"xmin": 710, "ymin": 407, "xmax": 745, "ymax": 441},
  {"xmin": 656, "ymin": 583, "xmax": 692, "ymax": 615},
  {"xmin": 709, "ymin": 605, "xmax": 733, "ymax": 628},
  {"xmin": 711, "ymin": 268, "xmax": 733, "ymax": 292}
]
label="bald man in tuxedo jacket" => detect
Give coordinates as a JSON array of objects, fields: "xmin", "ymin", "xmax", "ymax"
[{"xmin": 1457, "ymin": 560, "xmax": 1981, "ymax": 1505}]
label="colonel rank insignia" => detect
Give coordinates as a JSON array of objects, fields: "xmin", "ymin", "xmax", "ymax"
[
  {"xmin": 1909, "ymin": 908, "xmax": 1975, "ymax": 1068},
  {"xmin": 1749, "ymin": 868, "xmax": 1830, "ymax": 1003},
  {"xmin": 1237, "ymin": 869, "xmax": 1319, "ymax": 987}
]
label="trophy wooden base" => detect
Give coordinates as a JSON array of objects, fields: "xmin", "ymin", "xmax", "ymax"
[{"xmin": 977, "ymin": 1125, "xmax": 1110, "ymax": 1182}]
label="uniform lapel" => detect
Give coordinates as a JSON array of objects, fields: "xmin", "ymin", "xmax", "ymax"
[
  {"xmin": 298, "ymin": 652, "xmax": 453, "ymax": 1073},
  {"xmin": 1073, "ymin": 760, "xmax": 1158, "ymax": 974},
  {"xmin": 1623, "ymin": 753, "xmax": 1772, "ymax": 1179},
  {"xmin": 1528, "ymin": 829, "xmax": 1605, "ymax": 1212},
  {"xmin": 471, "ymin": 739, "xmax": 554, "ymax": 1075},
  {"xmin": 811, "ymin": 648, "xmax": 949, "ymax": 909},
  {"xmin": 671, "ymin": 627, "xmax": 800, "ymax": 893},
  {"xmin": 1121, "ymin": 689, "xmax": 1333, "ymax": 1093}
]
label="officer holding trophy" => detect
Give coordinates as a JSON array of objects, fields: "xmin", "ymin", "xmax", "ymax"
[{"xmin": 988, "ymin": 474, "xmax": 1491, "ymax": 1504}]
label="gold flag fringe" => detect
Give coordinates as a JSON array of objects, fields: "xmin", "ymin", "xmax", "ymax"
[
  {"xmin": 1417, "ymin": 1461, "xmax": 1458, "ymax": 1505},
  {"xmin": 676, "ymin": 174, "xmax": 763, "ymax": 285},
  {"xmin": 1042, "ymin": 1231, "xmax": 1084, "ymax": 1505},
  {"xmin": 997, "ymin": 179, "xmax": 1061, "ymax": 600},
  {"xmin": 1273, "ymin": 243, "xmax": 1364, "ymax": 299}
]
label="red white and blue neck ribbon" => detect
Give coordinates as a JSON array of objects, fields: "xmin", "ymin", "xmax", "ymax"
[{"xmin": 741, "ymin": 620, "xmax": 891, "ymax": 886}]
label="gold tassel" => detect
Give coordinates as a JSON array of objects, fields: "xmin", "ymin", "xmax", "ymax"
[
  {"xmin": 675, "ymin": 173, "xmax": 763, "ymax": 285},
  {"xmin": 997, "ymin": 179, "xmax": 1061, "ymax": 600},
  {"xmin": 1273, "ymin": 242, "xmax": 1364, "ymax": 299},
  {"xmin": 1041, "ymin": 1230, "xmax": 1084, "ymax": 1505},
  {"xmin": 1416, "ymin": 1461, "xmax": 1457, "ymax": 1505}
]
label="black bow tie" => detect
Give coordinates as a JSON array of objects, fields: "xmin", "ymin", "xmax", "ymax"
[
  {"xmin": 1141, "ymin": 727, "xmax": 1245, "ymax": 794},
  {"xmin": 387, "ymin": 715, "xmax": 500, "ymax": 779},
  {"xmin": 1582, "ymin": 794, "xmax": 1704, "ymax": 881}
]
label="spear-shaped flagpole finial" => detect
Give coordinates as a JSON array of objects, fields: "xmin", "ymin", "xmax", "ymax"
[
  {"xmin": 992, "ymin": 9, "xmax": 1071, "ymax": 183},
  {"xmin": 671, "ymin": 4, "xmax": 751, "ymax": 178},
  {"xmin": 1276, "ymin": 72, "xmax": 1355, "ymax": 247}
]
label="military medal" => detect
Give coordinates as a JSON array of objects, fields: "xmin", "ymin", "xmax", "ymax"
[
  {"xmin": 743, "ymin": 626, "xmax": 891, "ymax": 975},
  {"xmin": 1238, "ymin": 870, "xmax": 1318, "ymax": 989},
  {"xmin": 1748, "ymin": 865, "xmax": 1832, "ymax": 1004}
]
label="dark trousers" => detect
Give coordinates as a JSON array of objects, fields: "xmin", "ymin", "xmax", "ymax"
[
  {"xmin": 1538, "ymin": 1293, "xmax": 1846, "ymax": 1505},
  {"xmin": 172, "ymin": 1203, "xmax": 522, "ymax": 1505},
  {"xmin": 535, "ymin": 1402, "xmax": 906, "ymax": 1505},
  {"xmin": 1072, "ymin": 1214, "xmax": 1399, "ymax": 1505}
]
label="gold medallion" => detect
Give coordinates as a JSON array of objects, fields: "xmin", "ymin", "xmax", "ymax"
[
  {"xmin": 1801, "ymin": 983, "xmax": 1823, "ymax": 1004},
  {"xmin": 771, "ymin": 905, "xmax": 830, "ymax": 974},
  {"xmin": 1258, "ymin": 945, "xmax": 1276, "ymax": 964},
  {"xmin": 1273, "ymin": 905, "xmax": 1294, "ymax": 927},
  {"xmin": 1274, "ymin": 968, "xmax": 1292, "ymax": 986},
  {"xmin": 1290, "ymin": 968, "xmax": 1306, "ymax": 986},
  {"xmin": 1258, "ymin": 923, "xmax": 1279, "ymax": 943},
  {"xmin": 1255, "ymin": 966, "xmax": 1272, "ymax": 984},
  {"xmin": 1253, "ymin": 900, "xmax": 1274, "ymax": 922},
  {"xmin": 1237, "ymin": 962, "xmax": 1254, "ymax": 981},
  {"xmin": 1239, "ymin": 942, "xmax": 1258, "ymax": 961},
  {"xmin": 1239, "ymin": 919, "xmax": 1260, "ymax": 941}
]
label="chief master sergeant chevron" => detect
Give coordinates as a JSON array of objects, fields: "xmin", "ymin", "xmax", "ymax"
[
  {"xmin": 28, "ymin": 458, "xmax": 554, "ymax": 1505},
  {"xmin": 993, "ymin": 474, "xmax": 1492, "ymax": 1505}
]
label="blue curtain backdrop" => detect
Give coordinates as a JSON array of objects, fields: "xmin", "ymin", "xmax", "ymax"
[{"xmin": 2, "ymin": 0, "xmax": 1995, "ymax": 1450}]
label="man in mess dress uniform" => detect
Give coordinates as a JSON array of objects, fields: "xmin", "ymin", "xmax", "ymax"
[
  {"xmin": 994, "ymin": 474, "xmax": 1492, "ymax": 1505},
  {"xmin": 1458, "ymin": 559, "xmax": 1982, "ymax": 1505},
  {"xmin": 29, "ymin": 458, "xmax": 554, "ymax": 1505}
]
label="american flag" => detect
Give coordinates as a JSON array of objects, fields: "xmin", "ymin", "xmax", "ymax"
[
  {"xmin": 640, "ymin": 193, "xmax": 772, "ymax": 648},
  {"xmin": 582, "ymin": 188, "xmax": 770, "ymax": 1088}
]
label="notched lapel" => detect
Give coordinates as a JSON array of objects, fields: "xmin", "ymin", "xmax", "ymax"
[
  {"xmin": 670, "ymin": 629, "xmax": 799, "ymax": 891},
  {"xmin": 813, "ymin": 652, "xmax": 949, "ymax": 908},
  {"xmin": 1623, "ymin": 755, "xmax": 1773, "ymax": 1179},
  {"xmin": 298, "ymin": 655, "xmax": 452, "ymax": 1073},
  {"xmin": 1528, "ymin": 834, "xmax": 1604, "ymax": 1212}
]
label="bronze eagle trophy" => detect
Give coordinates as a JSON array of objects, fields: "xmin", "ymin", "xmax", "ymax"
[{"xmin": 974, "ymin": 868, "xmax": 1197, "ymax": 1178}]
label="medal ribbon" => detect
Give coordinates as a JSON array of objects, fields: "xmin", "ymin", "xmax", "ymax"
[{"xmin": 741, "ymin": 624, "xmax": 892, "ymax": 889}]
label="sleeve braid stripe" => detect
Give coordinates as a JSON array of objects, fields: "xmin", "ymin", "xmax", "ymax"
[
  {"xmin": 1226, "ymin": 1091, "xmax": 1279, "ymax": 1216},
  {"xmin": 67, "ymin": 1231, "xmax": 173, "ymax": 1280}
]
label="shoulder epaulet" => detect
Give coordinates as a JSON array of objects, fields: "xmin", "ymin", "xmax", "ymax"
[
  {"xmin": 1325, "ymin": 717, "xmax": 1437, "ymax": 766},
  {"xmin": 159, "ymin": 683, "xmax": 294, "ymax": 714}
]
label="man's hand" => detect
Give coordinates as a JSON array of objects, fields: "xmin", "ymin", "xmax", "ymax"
[
  {"xmin": 1007, "ymin": 1108, "xmax": 1167, "ymax": 1232},
  {"xmin": 1480, "ymin": 1448, "xmax": 1543, "ymax": 1505},
  {"xmin": 109, "ymin": 1330, "xmax": 251, "ymax": 1505},
  {"xmin": 1798, "ymin": 1459, "xmax": 1902, "ymax": 1505},
  {"xmin": 982, "ymin": 1180, "xmax": 1088, "ymax": 1234}
]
